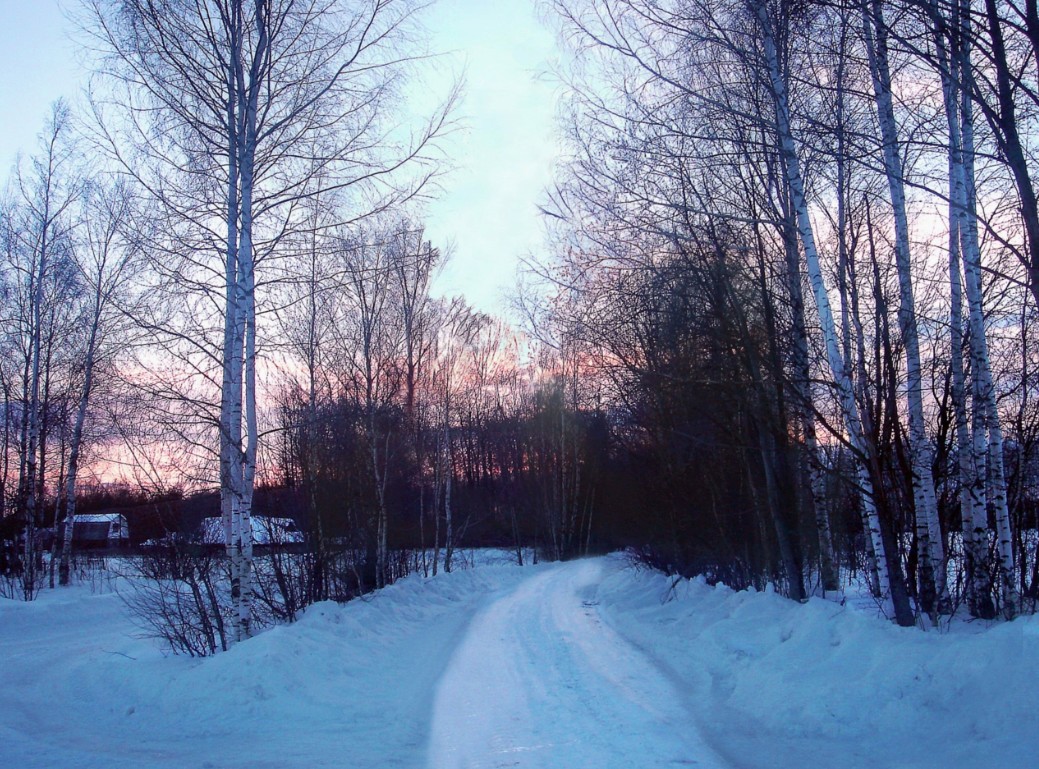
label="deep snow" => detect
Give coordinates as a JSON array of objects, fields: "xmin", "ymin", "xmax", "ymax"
[
  {"xmin": 1, "ymin": 554, "xmax": 1036, "ymax": 768},
  {"xmin": 429, "ymin": 559, "xmax": 727, "ymax": 768},
  {"xmin": 598, "ymin": 563, "xmax": 1039, "ymax": 769}
]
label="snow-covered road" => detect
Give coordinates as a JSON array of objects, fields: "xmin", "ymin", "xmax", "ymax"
[
  {"xmin": 428, "ymin": 559, "xmax": 727, "ymax": 769},
  {"xmin": 4, "ymin": 554, "xmax": 1037, "ymax": 768}
]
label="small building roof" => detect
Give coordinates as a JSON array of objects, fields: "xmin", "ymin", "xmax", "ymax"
[{"xmin": 72, "ymin": 513, "xmax": 128, "ymax": 524}]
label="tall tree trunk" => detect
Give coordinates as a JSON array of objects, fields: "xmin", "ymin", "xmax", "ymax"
[
  {"xmin": 862, "ymin": 0, "xmax": 946, "ymax": 616},
  {"xmin": 59, "ymin": 310, "xmax": 101, "ymax": 586},
  {"xmin": 781, "ymin": 190, "xmax": 838, "ymax": 592},
  {"xmin": 753, "ymin": 0, "xmax": 911, "ymax": 623},
  {"xmin": 932, "ymin": 2, "xmax": 996, "ymax": 618},
  {"xmin": 20, "ymin": 170, "xmax": 52, "ymax": 601},
  {"xmin": 220, "ymin": 0, "xmax": 243, "ymax": 641},
  {"xmin": 956, "ymin": 0, "xmax": 1017, "ymax": 615}
]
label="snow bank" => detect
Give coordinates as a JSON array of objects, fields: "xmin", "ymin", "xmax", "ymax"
[
  {"xmin": 595, "ymin": 556, "xmax": 1039, "ymax": 769},
  {"xmin": 3, "ymin": 553, "xmax": 1035, "ymax": 768},
  {"xmin": 0, "ymin": 561, "xmax": 536, "ymax": 769}
]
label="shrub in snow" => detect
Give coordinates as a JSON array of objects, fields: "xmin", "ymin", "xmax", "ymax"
[{"xmin": 119, "ymin": 544, "xmax": 232, "ymax": 657}]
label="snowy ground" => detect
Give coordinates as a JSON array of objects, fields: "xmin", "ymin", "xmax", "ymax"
[
  {"xmin": 1, "ymin": 554, "xmax": 1037, "ymax": 768},
  {"xmin": 428, "ymin": 559, "xmax": 727, "ymax": 768}
]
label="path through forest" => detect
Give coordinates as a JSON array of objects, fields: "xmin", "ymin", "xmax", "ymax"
[{"xmin": 427, "ymin": 559, "xmax": 728, "ymax": 768}]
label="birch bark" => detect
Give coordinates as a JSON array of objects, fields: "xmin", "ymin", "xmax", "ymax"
[
  {"xmin": 58, "ymin": 325, "xmax": 98, "ymax": 585},
  {"xmin": 781, "ymin": 193, "xmax": 838, "ymax": 592},
  {"xmin": 15, "ymin": 107, "xmax": 75, "ymax": 600},
  {"xmin": 956, "ymin": 31, "xmax": 1017, "ymax": 617},
  {"xmin": 20, "ymin": 189, "xmax": 47, "ymax": 601},
  {"xmin": 930, "ymin": 0, "xmax": 1017, "ymax": 615},
  {"xmin": 861, "ymin": 0, "xmax": 946, "ymax": 615},
  {"xmin": 233, "ymin": 2, "xmax": 267, "ymax": 637},
  {"xmin": 931, "ymin": 1, "xmax": 997, "ymax": 617},
  {"xmin": 220, "ymin": 0, "xmax": 243, "ymax": 641},
  {"xmin": 751, "ymin": 0, "xmax": 905, "ymax": 621}
]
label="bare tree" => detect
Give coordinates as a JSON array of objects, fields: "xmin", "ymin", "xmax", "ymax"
[
  {"xmin": 334, "ymin": 228, "xmax": 406, "ymax": 589},
  {"xmin": 83, "ymin": 0, "xmax": 453, "ymax": 640},
  {"xmin": 0, "ymin": 103, "xmax": 81, "ymax": 599},
  {"xmin": 57, "ymin": 179, "xmax": 144, "ymax": 585},
  {"xmin": 861, "ymin": 0, "xmax": 946, "ymax": 616}
]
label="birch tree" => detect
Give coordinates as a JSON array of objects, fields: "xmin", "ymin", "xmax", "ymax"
[
  {"xmin": 925, "ymin": 0, "xmax": 1018, "ymax": 615},
  {"xmin": 547, "ymin": 0, "xmax": 922, "ymax": 619},
  {"xmin": 85, "ymin": 0, "xmax": 451, "ymax": 640},
  {"xmin": 860, "ymin": 0, "xmax": 946, "ymax": 615},
  {"xmin": 57, "ymin": 179, "xmax": 143, "ymax": 585},
  {"xmin": 392, "ymin": 224, "xmax": 440, "ymax": 571},
  {"xmin": 333, "ymin": 229, "xmax": 406, "ymax": 589},
  {"xmin": 1, "ymin": 104, "xmax": 80, "ymax": 600}
]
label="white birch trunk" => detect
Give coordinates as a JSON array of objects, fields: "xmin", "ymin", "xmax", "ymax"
[
  {"xmin": 59, "ymin": 301, "xmax": 101, "ymax": 585},
  {"xmin": 960, "ymin": 100, "xmax": 1017, "ymax": 618},
  {"xmin": 947, "ymin": 155, "xmax": 988, "ymax": 614},
  {"xmin": 21, "ymin": 231, "xmax": 45, "ymax": 601},
  {"xmin": 230, "ymin": 0, "xmax": 268, "ymax": 637},
  {"xmin": 753, "ymin": 0, "xmax": 895, "ymax": 616},
  {"xmin": 221, "ymin": 0, "xmax": 266, "ymax": 641},
  {"xmin": 862, "ymin": 0, "xmax": 946, "ymax": 613},
  {"xmin": 238, "ymin": 194, "xmax": 256, "ymax": 640},
  {"xmin": 220, "ymin": 1, "xmax": 243, "ymax": 642},
  {"xmin": 945, "ymin": 129, "xmax": 985, "ymax": 612},
  {"xmin": 226, "ymin": 170, "xmax": 246, "ymax": 644},
  {"xmin": 932, "ymin": 5, "xmax": 996, "ymax": 617},
  {"xmin": 19, "ymin": 131, "xmax": 63, "ymax": 600},
  {"xmin": 832, "ymin": 35, "xmax": 881, "ymax": 595},
  {"xmin": 783, "ymin": 197, "xmax": 838, "ymax": 591},
  {"xmin": 949, "ymin": 1, "xmax": 1017, "ymax": 615}
]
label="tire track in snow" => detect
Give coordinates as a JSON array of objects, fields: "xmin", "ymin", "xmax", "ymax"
[{"xmin": 426, "ymin": 558, "xmax": 729, "ymax": 769}]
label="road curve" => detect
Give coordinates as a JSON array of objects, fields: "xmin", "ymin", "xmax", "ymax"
[{"xmin": 426, "ymin": 558, "xmax": 728, "ymax": 769}]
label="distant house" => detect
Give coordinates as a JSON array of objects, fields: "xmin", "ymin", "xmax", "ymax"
[
  {"xmin": 198, "ymin": 516, "xmax": 303, "ymax": 546},
  {"xmin": 66, "ymin": 514, "xmax": 130, "ymax": 548}
]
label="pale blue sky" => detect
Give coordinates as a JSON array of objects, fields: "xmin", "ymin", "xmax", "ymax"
[
  {"xmin": 423, "ymin": 0, "xmax": 562, "ymax": 315},
  {"xmin": 0, "ymin": 1, "xmax": 81, "ymax": 164},
  {"xmin": 0, "ymin": 0, "xmax": 562, "ymax": 314}
]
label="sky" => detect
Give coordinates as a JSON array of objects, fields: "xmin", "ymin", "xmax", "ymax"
[
  {"xmin": 421, "ymin": 0, "xmax": 563, "ymax": 314},
  {"xmin": 0, "ymin": 0, "xmax": 564, "ymax": 315}
]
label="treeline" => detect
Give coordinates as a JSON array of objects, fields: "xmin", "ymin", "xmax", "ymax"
[
  {"xmin": 536, "ymin": 0, "xmax": 1039, "ymax": 625},
  {"xmin": 6, "ymin": 0, "xmax": 1039, "ymax": 642},
  {"xmin": 265, "ymin": 220, "xmax": 606, "ymax": 600}
]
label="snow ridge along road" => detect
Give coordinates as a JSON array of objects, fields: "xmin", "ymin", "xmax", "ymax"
[{"xmin": 427, "ymin": 558, "xmax": 728, "ymax": 769}]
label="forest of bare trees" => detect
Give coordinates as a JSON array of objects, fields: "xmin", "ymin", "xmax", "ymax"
[
  {"xmin": 3, "ymin": 0, "xmax": 1039, "ymax": 650},
  {"xmin": 540, "ymin": 0, "xmax": 1039, "ymax": 625}
]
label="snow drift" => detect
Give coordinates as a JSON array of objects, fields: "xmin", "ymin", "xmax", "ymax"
[
  {"xmin": 1, "ymin": 553, "xmax": 1036, "ymax": 768},
  {"xmin": 598, "ymin": 561, "xmax": 1039, "ymax": 769}
]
